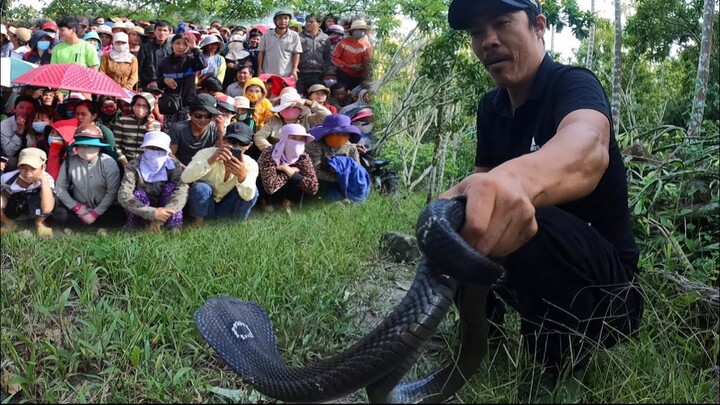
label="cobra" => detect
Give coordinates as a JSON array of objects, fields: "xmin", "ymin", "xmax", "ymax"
[{"xmin": 195, "ymin": 197, "xmax": 506, "ymax": 403}]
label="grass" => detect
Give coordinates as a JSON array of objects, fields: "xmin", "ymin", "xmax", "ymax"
[{"xmin": 1, "ymin": 192, "xmax": 718, "ymax": 403}]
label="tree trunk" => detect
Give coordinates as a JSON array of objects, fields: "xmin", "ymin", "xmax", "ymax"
[
  {"xmin": 585, "ymin": 0, "xmax": 596, "ymax": 69},
  {"xmin": 612, "ymin": 0, "xmax": 623, "ymax": 137},
  {"xmin": 687, "ymin": 0, "xmax": 716, "ymax": 139},
  {"xmin": 427, "ymin": 97, "xmax": 444, "ymax": 204},
  {"xmin": 550, "ymin": 27, "xmax": 556, "ymax": 53}
]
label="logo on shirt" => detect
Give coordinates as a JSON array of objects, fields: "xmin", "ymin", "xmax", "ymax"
[{"xmin": 530, "ymin": 136, "xmax": 540, "ymax": 152}]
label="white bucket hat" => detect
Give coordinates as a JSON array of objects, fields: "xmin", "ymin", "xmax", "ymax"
[
  {"xmin": 140, "ymin": 131, "xmax": 172, "ymax": 153},
  {"xmin": 200, "ymin": 34, "xmax": 220, "ymax": 48},
  {"xmin": 113, "ymin": 32, "xmax": 129, "ymax": 43},
  {"xmin": 271, "ymin": 91, "xmax": 309, "ymax": 114},
  {"xmin": 234, "ymin": 96, "xmax": 255, "ymax": 110}
]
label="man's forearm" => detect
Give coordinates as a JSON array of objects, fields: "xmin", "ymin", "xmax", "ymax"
[{"xmin": 489, "ymin": 110, "xmax": 610, "ymax": 208}]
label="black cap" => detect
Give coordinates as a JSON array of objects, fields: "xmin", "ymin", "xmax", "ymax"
[
  {"xmin": 225, "ymin": 122, "xmax": 253, "ymax": 145},
  {"xmin": 448, "ymin": 0, "xmax": 542, "ymax": 30},
  {"xmin": 78, "ymin": 17, "xmax": 90, "ymax": 27},
  {"xmin": 188, "ymin": 93, "xmax": 222, "ymax": 115}
]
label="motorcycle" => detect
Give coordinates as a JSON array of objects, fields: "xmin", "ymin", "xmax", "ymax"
[{"xmin": 359, "ymin": 147, "xmax": 398, "ymax": 195}]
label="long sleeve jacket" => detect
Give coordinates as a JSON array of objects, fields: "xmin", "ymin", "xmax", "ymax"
[
  {"xmin": 257, "ymin": 148, "xmax": 319, "ymax": 195},
  {"xmin": 117, "ymin": 156, "xmax": 188, "ymax": 221},
  {"xmin": 55, "ymin": 154, "xmax": 121, "ymax": 215},
  {"xmin": 138, "ymin": 40, "xmax": 173, "ymax": 87}
]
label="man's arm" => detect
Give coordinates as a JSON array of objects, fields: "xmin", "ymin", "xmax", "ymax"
[
  {"xmin": 440, "ymin": 109, "xmax": 610, "ymax": 258},
  {"xmin": 257, "ymin": 51, "xmax": 265, "ymax": 75}
]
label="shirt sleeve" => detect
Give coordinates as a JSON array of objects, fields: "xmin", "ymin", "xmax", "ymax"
[
  {"xmin": 164, "ymin": 161, "xmax": 189, "ymax": 212},
  {"xmin": 293, "ymin": 33, "xmax": 303, "ymax": 54},
  {"xmin": 86, "ymin": 44, "xmax": 100, "ymax": 67},
  {"xmin": 236, "ymin": 157, "xmax": 258, "ymax": 201},
  {"xmin": 552, "ymin": 67, "xmax": 612, "ymax": 131},
  {"xmin": 93, "ymin": 157, "xmax": 121, "ymax": 216},
  {"xmin": 474, "ymin": 94, "xmax": 494, "ymax": 168},
  {"xmin": 54, "ymin": 159, "xmax": 79, "ymax": 209},
  {"xmin": 117, "ymin": 164, "xmax": 156, "ymax": 221},
  {"xmin": 181, "ymin": 148, "xmax": 216, "ymax": 183}
]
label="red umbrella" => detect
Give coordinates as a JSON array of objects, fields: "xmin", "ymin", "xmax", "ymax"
[{"xmin": 11, "ymin": 63, "xmax": 127, "ymax": 98}]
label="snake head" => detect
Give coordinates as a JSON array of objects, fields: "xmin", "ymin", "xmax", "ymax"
[{"xmin": 416, "ymin": 196, "xmax": 505, "ymax": 287}]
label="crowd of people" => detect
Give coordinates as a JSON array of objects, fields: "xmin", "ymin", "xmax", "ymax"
[{"xmin": 0, "ymin": 11, "xmax": 379, "ymax": 236}]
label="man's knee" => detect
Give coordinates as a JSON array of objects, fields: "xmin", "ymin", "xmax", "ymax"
[{"xmin": 189, "ymin": 182, "xmax": 213, "ymax": 200}]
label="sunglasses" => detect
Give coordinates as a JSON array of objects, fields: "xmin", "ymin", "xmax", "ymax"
[{"xmin": 193, "ymin": 113, "xmax": 213, "ymax": 120}]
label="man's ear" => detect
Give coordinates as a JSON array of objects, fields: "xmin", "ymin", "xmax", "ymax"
[{"xmin": 534, "ymin": 14, "xmax": 547, "ymax": 38}]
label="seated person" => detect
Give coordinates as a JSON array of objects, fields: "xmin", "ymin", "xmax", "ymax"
[
  {"xmin": 307, "ymin": 114, "xmax": 369, "ymax": 202},
  {"xmin": 307, "ymin": 84, "xmax": 338, "ymax": 114},
  {"xmin": 233, "ymin": 96, "xmax": 256, "ymax": 132},
  {"xmin": 0, "ymin": 147, "xmax": 54, "ymax": 237},
  {"xmin": 53, "ymin": 124, "xmax": 124, "ymax": 229},
  {"xmin": 258, "ymin": 123, "xmax": 318, "ymax": 214},
  {"xmin": 35, "ymin": 118, "xmax": 78, "ymax": 180},
  {"xmin": 182, "ymin": 122, "xmax": 258, "ymax": 226},
  {"xmin": 118, "ymin": 131, "xmax": 188, "ymax": 232},
  {"xmin": 168, "ymin": 94, "xmax": 225, "ymax": 167}
]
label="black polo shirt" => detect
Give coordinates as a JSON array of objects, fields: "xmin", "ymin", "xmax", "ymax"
[{"xmin": 475, "ymin": 54, "xmax": 639, "ymax": 270}]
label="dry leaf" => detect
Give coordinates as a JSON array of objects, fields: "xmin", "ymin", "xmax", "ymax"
[{"xmin": 1, "ymin": 371, "xmax": 22, "ymax": 395}]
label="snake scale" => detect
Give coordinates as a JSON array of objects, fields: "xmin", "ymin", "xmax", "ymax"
[{"xmin": 195, "ymin": 197, "xmax": 506, "ymax": 403}]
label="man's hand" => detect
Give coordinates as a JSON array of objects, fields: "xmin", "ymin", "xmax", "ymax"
[
  {"xmin": 224, "ymin": 156, "xmax": 247, "ymax": 181},
  {"xmin": 184, "ymin": 33, "xmax": 197, "ymax": 49},
  {"xmin": 439, "ymin": 172, "xmax": 538, "ymax": 258},
  {"xmin": 72, "ymin": 203, "xmax": 89, "ymax": 218},
  {"xmin": 291, "ymin": 68, "xmax": 299, "ymax": 82},
  {"xmin": 213, "ymin": 114, "xmax": 226, "ymax": 133},
  {"xmin": 154, "ymin": 207, "xmax": 176, "ymax": 222},
  {"xmin": 80, "ymin": 210, "xmax": 99, "ymax": 225},
  {"xmin": 163, "ymin": 77, "xmax": 178, "ymax": 89},
  {"xmin": 15, "ymin": 115, "xmax": 27, "ymax": 134},
  {"xmin": 208, "ymin": 146, "xmax": 232, "ymax": 165},
  {"xmin": 277, "ymin": 164, "xmax": 299, "ymax": 177}
]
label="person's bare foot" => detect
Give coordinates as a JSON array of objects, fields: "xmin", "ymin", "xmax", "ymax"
[
  {"xmin": 36, "ymin": 224, "xmax": 53, "ymax": 238},
  {"xmin": 281, "ymin": 199, "xmax": 292, "ymax": 214}
]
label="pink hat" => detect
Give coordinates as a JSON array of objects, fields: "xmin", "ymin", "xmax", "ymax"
[{"xmin": 351, "ymin": 107, "xmax": 374, "ymax": 122}]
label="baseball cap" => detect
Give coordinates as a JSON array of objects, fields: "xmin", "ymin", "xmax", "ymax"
[
  {"xmin": 448, "ymin": 0, "xmax": 542, "ymax": 30},
  {"xmin": 18, "ymin": 148, "xmax": 47, "ymax": 169},
  {"xmin": 224, "ymin": 122, "xmax": 253, "ymax": 145},
  {"xmin": 78, "ymin": 17, "xmax": 89, "ymax": 27},
  {"xmin": 188, "ymin": 93, "xmax": 221, "ymax": 115},
  {"xmin": 215, "ymin": 94, "xmax": 237, "ymax": 112},
  {"xmin": 41, "ymin": 22, "xmax": 59, "ymax": 32}
]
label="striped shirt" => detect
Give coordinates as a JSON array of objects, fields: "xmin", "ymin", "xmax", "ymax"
[{"xmin": 113, "ymin": 115, "xmax": 161, "ymax": 164}]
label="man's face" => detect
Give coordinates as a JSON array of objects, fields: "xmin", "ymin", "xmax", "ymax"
[
  {"xmin": 332, "ymin": 88, "xmax": 347, "ymax": 101},
  {"xmin": 275, "ymin": 15, "xmax": 290, "ymax": 29},
  {"xmin": 128, "ymin": 31, "xmax": 140, "ymax": 45},
  {"xmin": 18, "ymin": 164, "xmax": 44, "ymax": 183},
  {"xmin": 58, "ymin": 26, "xmax": 73, "ymax": 42},
  {"xmin": 469, "ymin": 10, "xmax": 545, "ymax": 88},
  {"xmin": 190, "ymin": 109, "xmax": 213, "ymax": 128},
  {"xmin": 305, "ymin": 18, "xmax": 320, "ymax": 33},
  {"xmin": 96, "ymin": 18, "xmax": 105, "ymax": 25},
  {"xmin": 15, "ymin": 101, "xmax": 35, "ymax": 119},
  {"xmin": 78, "ymin": 25, "xmax": 88, "ymax": 36},
  {"xmin": 238, "ymin": 68, "xmax": 252, "ymax": 83},
  {"xmin": 154, "ymin": 26, "xmax": 171, "ymax": 43}
]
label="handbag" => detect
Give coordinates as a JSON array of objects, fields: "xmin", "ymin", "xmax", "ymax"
[{"xmin": 158, "ymin": 93, "xmax": 183, "ymax": 116}]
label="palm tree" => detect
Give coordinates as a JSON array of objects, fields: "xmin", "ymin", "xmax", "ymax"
[
  {"xmin": 612, "ymin": 0, "xmax": 622, "ymax": 137},
  {"xmin": 585, "ymin": 0, "xmax": 596, "ymax": 69}
]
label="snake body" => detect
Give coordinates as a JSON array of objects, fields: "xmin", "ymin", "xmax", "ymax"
[{"xmin": 195, "ymin": 197, "xmax": 505, "ymax": 403}]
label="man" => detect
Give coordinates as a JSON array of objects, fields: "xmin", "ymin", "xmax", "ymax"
[
  {"xmin": 0, "ymin": 25, "xmax": 14, "ymax": 57},
  {"xmin": 0, "ymin": 147, "xmax": 54, "ymax": 237},
  {"xmin": 10, "ymin": 28, "xmax": 31, "ymax": 59},
  {"xmin": 331, "ymin": 19, "xmax": 373, "ymax": 90},
  {"xmin": 440, "ymin": 0, "xmax": 644, "ymax": 402},
  {"xmin": 181, "ymin": 122, "xmax": 258, "ymax": 226},
  {"xmin": 138, "ymin": 20, "xmax": 173, "ymax": 88},
  {"xmin": 1, "ymin": 96, "xmax": 37, "ymax": 169},
  {"xmin": 257, "ymin": 10, "xmax": 303, "ymax": 80},
  {"xmin": 168, "ymin": 93, "xmax": 226, "ymax": 167},
  {"xmin": 77, "ymin": 17, "xmax": 90, "ymax": 38},
  {"xmin": 297, "ymin": 14, "xmax": 331, "ymax": 96},
  {"xmin": 50, "ymin": 17, "xmax": 100, "ymax": 69}
]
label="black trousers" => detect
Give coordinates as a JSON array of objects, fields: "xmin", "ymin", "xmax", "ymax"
[
  {"xmin": 52, "ymin": 204, "xmax": 126, "ymax": 229},
  {"xmin": 486, "ymin": 207, "xmax": 644, "ymax": 373},
  {"xmin": 295, "ymin": 72, "xmax": 323, "ymax": 97}
]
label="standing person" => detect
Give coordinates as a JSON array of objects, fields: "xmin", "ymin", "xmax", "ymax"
[
  {"xmin": 258, "ymin": 123, "xmax": 318, "ymax": 213},
  {"xmin": 198, "ymin": 35, "xmax": 227, "ymax": 83},
  {"xmin": 23, "ymin": 30, "xmax": 54, "ymax": 65},
  {"xmin": 222, "ymin": 35, "xmax": 251, "ymax": 90},
  {"xmin": 297, "ymin": 14, "xmax": 331, "ymax": 96},
  {"xmin": 246, "ymin": 30, "xmax": 263, "ymax": 74},
  {"xmin": 0, "ymin": 147, "xmax": 55, "ymax": 236},
  {"xmin": 114, "ymin": 93, "xmax": 161, "ymax": 166},
  {"xmin": 332, "ymin": 20, "xmax": 373, "ymax": 90},
  {"xmin": 100, "ymin": 32, "xmax": 139, "ymax": 90},
  {"xmin": 181, "ymin": 122, "xmax": 259, "ymax": 226},
  {"xmin": 157, "ymin": 32, "xmax": 207, "ymax": 130},
  {"xmin": 118, "ymin": 131, "xmax": 187, "ymax": 232},
  {"xmin": 321, "ymin": 14, "xmax": 338, "ymax": 34},
  {"xmin": 0, "ymin": 25, "xmax": 13, "ymax": 57},
  {"xmin": 440, "ymin": 0, "xmax": 644, "ymax": 401},
  {"xmin": 50, "ymin": 17, "xmax": 100, "ymax": 69},
  {"xmin": 257, "ymin": 10, "xmax": 303, "ymax": 81},
  {"xmin": 96, "ymin": 24, "xmax": 114, "ymax": 56},
  {"xmin": 128, "ymin": 26, "xmax": 146, "ymax": 57},
  {"xmin": 53, "ymin": 125, "xmax": 123, "ymax": 230},
  {"xmin": 138, "ymin": 20, "xmax": 173, "ymax": 89}
]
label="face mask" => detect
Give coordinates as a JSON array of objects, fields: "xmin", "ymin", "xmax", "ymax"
[
  {"xmin": 48, "ymin": 135, "xmax": 64, "ymax": 144},
  {"xmin": 114, "ymin": 43, "xmax": 129, "ymax": 53},
  {"xmin": 32, "ymin": 121, "xmax": 49, "ymax": 133},
  {"xmin": 352, "ymin": 31, "xmax": 366, "ymax": 40},
  {"xmin": 279, "ymin": 107, "xmax": 302, "ymax": 121},
  {"xmin": 238, "ymin": 34, "xmax": 246, "ymax": 42},
  {"xmin": 283, "ymin": 139, "xmax": 306, "ymax": 162},
  {"xmin": 229, "ymin": 42, "xmax": 243, "ymax": 52},
  {"xmin": 37, "ymin": 40, "xmax": 51, "ymax": 51},
  {"xmin": 357, "ymin": 122, "xmax": 373, "ymax": 133},
  {"xmin": 77, "ymin": 146, "xmax": 101, "ymax": 162},
  {"xmin": 246, "ymin": 93, "xmax": 261, "ymax": 103},
  {"xmin": 324, "ymin": 134, "xmax": 350, "ymax": 148},
  {"xmin": 236, "ymin": 112, "xmax": 248, "ymax": 121},
  {"xmin": 133, "ymin": 105, "xmax": 150, "ymax": 118},
  {"xmin": 323, "ymin": 79, "xmax": 337, "ymax": 87},
  {"xmin": 102, "ymin": 106, "xmax": 117, "ymax": 115},
  {"xmin": 330, "ymin": 34, "xmax": 341, "ymax": 43}
]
